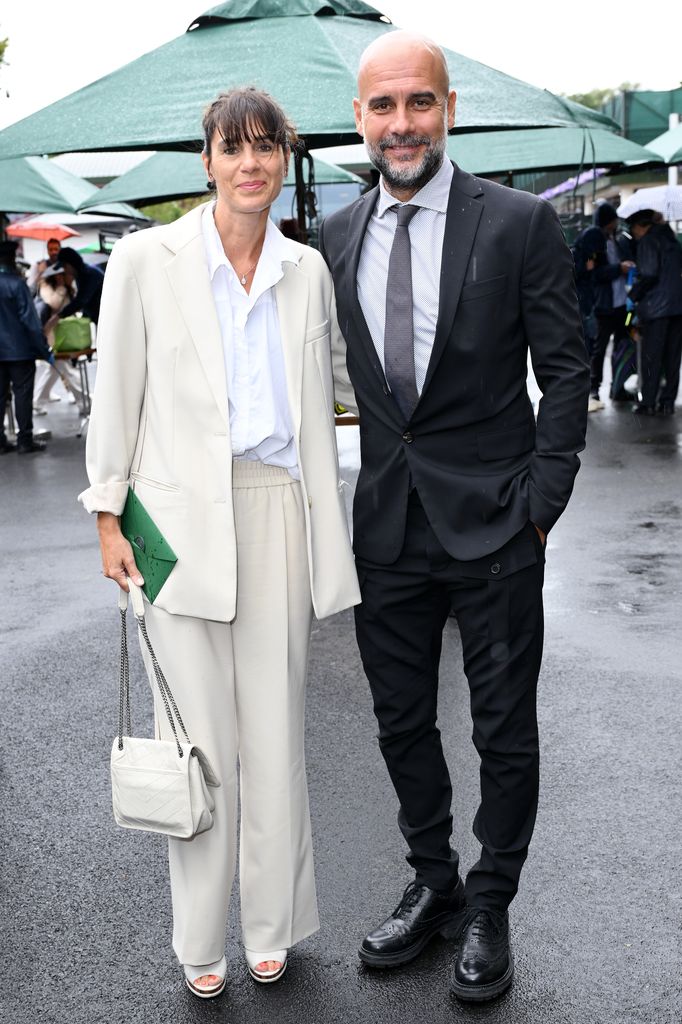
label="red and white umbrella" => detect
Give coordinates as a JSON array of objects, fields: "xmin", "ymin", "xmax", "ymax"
[{"xmin": 6, "ymin": 218, "xmax": 80, "ymax": 241}]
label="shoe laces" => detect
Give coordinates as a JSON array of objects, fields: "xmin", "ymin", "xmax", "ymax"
[
  {"xmin": 395, "ymin": 880, "xmax": 425, "ymax": 915},
  {"xmin": 461, "ymin": 908, "xmax": 504, "ymax": 942}
]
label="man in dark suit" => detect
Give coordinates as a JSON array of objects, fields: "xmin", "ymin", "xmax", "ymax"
[{"xmin": 319, "ymin": 31, "xmax": 589, "ymax": 1002}]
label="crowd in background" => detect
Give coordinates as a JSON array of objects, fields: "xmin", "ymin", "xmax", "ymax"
[
  {"xmin": 572, "ymin": 201, "xmax": 682, "ymax": 416},
  {"xmin": 3, "ymin": 197, "xmax": 682, "ymax": 458},
  {"xmin": 0, "ymin": 237, "xmax": 103, "ymax": 453}
]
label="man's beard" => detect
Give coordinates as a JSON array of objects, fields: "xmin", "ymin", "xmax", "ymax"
[{"xmin": 365, "ymin": 131, "xmax": 446, "ymax": 193}]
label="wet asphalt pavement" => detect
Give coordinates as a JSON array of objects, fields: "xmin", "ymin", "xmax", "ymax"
[{"xmin": 1, "ymin": 390, "xmax": 680, "ymax": 1024}]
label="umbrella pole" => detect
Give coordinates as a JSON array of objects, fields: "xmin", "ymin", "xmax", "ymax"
[
  {"xmin": 293, "ymin": 148, "xmax": 319, "ymax": 247},
  {"xmin": 293, "ymin": 148, "xmax": 308, "ymax": 243}
]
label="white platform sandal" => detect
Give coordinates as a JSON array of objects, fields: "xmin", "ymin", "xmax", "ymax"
[
  {"xmin": 183, "ymin": 955, "xmax": 227, "ymax": 998},
  {"xmin": 244, "ymin": 947, "xmax": 288, "ymax": 983}
]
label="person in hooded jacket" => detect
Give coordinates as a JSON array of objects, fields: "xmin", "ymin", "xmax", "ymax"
[
  {"xmin": 588, "ymin": 202, "xmax": 635, "ymax": 410},
  {"xmin": 0, "ymin": 241, "xmax": 53, "ymax": 453},
  {"xmin": 627, "ymin": 210, "xmax": 682, "ymax": 415}
]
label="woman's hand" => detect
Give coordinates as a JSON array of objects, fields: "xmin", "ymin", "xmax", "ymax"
[{"xmin": 96, "ymin": 512, "xmax": 144, "ymax": 591}]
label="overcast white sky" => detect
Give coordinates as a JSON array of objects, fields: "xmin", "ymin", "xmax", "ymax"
[{"xmin": 1, "ymin": 1, "xmax": 680, "ymax": 130}]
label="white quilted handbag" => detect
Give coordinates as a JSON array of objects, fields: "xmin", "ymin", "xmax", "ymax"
[{"xmin": 110, "ymin": 581, "xmax": 220, "ymax": 839}]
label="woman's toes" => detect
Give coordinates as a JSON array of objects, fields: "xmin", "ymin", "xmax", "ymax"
[{"xmin": 195, "ymin": 973, "xmax": 221, "ymax": 987}]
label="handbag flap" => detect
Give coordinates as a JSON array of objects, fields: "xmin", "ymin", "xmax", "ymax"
[
  {"xmin": 111, "ymin": 735, "xmax": 187, "ymax": 772},
  {"xmin": 111, "ymin": 738, "xmax": 219, "ymax": 787},
  {"xmin": 187, "ymin": 744, "xmax": 221, "ymax": 787}
]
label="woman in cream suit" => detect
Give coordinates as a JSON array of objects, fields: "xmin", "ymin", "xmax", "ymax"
[{"xmin": 79, "ymin": 88, "xmax": 359, "ymax": 998}]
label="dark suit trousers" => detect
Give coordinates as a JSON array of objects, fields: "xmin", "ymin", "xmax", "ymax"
[{"xmin": 354, "ymin": 490, "xmax": 545, "ymax": 912}]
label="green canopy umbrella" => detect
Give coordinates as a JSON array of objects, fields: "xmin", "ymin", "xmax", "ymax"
[
  {"xmin": 449, "ymin": 127, "xmax": 663, "ymax": 177},
  {"xmin": 315, "ymin": 128, "xmax": 662, "ymax": 178},
  {"xmin": 645, "ymin": 123, "xmax": 682, "ymax": 164},
  {"xmin": 0, "ymin": 0, "xmax": 617, "ymax": 162},
  {"xmin": 0, "ymin": 155, "xmax": 148, "ymax": 217},
  {"xmin": 77, "ymin": 149, "xmax": 363, "ymax": 209}
]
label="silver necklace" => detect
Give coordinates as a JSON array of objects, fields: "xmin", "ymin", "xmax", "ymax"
[{"xmin": 237, "ymin": 261, "xmax": 258, "ymax": 285}]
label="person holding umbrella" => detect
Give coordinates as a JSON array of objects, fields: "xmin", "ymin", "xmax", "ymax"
[
  {"xmin": 79, "ymin": 87, "xmax": 359, "ymax": 998},
  {"xmin": 627, "ymin": 209, "xmax": 682, "ymax": 414}
]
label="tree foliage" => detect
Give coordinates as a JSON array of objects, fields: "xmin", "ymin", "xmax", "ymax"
[
  {"xmin": 0, "ymin": 34, "xmax": 8, "ymax": 99},
  {"xmin": 566, "ymin": 83, "xmax": 640, "ymax": 110},
  {"xmin": 140, "ymin": 196, "xmax": 207, "ymax": 224}
]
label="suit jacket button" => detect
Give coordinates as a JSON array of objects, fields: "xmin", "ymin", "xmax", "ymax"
[
  {"xmin": 402, "ymin": 431, "xmax": 413, "ymax": 443},
  {"xmin": 490, "ymin": 562, "xmax": 501, "ymax": 575}
]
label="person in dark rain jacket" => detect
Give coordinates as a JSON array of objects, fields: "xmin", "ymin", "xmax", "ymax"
[
  {"xmin": 587, "ymin": 203, "xmax": 635, "ymax": 410},
  {"xmin": 0, "ymin": 241, "xmax": 53, "ymax": 453},
  {"xmin": 627, "ymin": 210, "xmax": 682, "ymax": 415}
]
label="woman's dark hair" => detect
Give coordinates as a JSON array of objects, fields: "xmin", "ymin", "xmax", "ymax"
[
  {"xmin": 58, "ymin": 246, "xmax": 85, "ymax": 272},
  {"xmin": 202, "ymin": 87, "xmax": 298, "ymax": 157}
]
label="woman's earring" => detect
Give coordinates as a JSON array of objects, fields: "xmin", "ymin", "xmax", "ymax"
[{"xmin": 207, "ymin": 178, "xmax": 216, "ymax": 192}]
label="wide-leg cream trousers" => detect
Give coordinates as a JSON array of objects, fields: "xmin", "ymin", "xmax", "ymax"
[{"xmin": 140, "ymin": 461, "xmax": 318, "ymax": 966}]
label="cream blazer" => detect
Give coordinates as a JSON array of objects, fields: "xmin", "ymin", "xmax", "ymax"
[{"xmin": 79, "ymin": 203, "xmax": 359, "ymax": 622}]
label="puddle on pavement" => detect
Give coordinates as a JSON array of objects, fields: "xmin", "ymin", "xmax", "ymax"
[{"xmin": 585, "ymin": 502, "xmax": 680, "ymax": 622}]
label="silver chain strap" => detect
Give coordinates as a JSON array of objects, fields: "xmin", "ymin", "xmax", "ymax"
[
  {"xmin": 118, "ymin": 605, "xmax": 132, "ymax": 746},
  {"xmin": 118, "ymin": 596, "xmax": 190, "ymax": 759}
]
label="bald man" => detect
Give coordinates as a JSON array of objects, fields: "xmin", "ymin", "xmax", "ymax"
[{"xmin": 320, "ymin": 32, "xmax": 589, "ymax": 1002}]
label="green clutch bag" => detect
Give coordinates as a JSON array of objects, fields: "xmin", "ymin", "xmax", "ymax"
[{"xmin": 120, "ymin": 488, "xmax": 178, "ymax": 604}]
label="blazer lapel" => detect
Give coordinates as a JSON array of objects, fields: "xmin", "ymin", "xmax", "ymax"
[
  {"xmin": 345, "ymin": 188, "xmax": 390, "ymax": 391},
  {"xmin": 274, "ymin": 261, "xmax": 308, "ymax": 439},
  {"xmin": 163, "ymin": 206, "xmax": 229, "ymax": 427},
  {"xmin": 420, "ymin": 167, "xmax": 484, "ymax": 397}
]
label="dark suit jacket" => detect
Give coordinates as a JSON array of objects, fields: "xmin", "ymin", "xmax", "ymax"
[{"xmin": 319, "ymin": 163, "xmax": 589, "ymax": 565}]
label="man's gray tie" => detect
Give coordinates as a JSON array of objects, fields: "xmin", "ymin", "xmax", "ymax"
[{"xmin": 384, "ymin": 203, "xmax": 419, "ymax": 420}]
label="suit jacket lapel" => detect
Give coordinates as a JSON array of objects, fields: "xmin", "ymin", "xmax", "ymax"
[
  {"xmin": 274, "ymin": 262, "xmax": 308, "ymax": 439},
  {"xmin": 345, "ymin": 187, "xmax": 391, "ymax": 391},
  {"xmin": 420, "ymin": 166, "xmax": 484, "ymax": 398},
  {"xmin": 163, "ymin": 205, "xmax": 229, "ymax": 427}
]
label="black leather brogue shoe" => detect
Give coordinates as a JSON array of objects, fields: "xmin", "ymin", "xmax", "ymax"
[
  {"xmin": 450, "ymin": 909, "xmax": 514, "ymax": 1002},
  {"xmin": 359, "ymin": 879, "xmax": 465, "ymax": 968}
]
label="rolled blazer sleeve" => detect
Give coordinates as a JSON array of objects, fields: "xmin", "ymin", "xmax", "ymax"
[
  {"xmin": 522, "ymin": 200, "xmax": 590, "ymax": 532},
  {"xmin": 78, "ymin": 241, "xmax": 147, "ymax": 514}
]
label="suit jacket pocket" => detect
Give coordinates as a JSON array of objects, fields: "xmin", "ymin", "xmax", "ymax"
[
  {"xmin": 305, "ymin": 319, "xmax": 330, "ymax": 344},
  {"xmin": 460, "ymin": 274, "xmax": 507, "ymax": 302},
  {"xmin": 130, "ymin": 471, "xmax": 180, "ymax": 493},
  {"xmin": 476, "ymin": 423, "xmax": 534, "ymax": 462}
]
